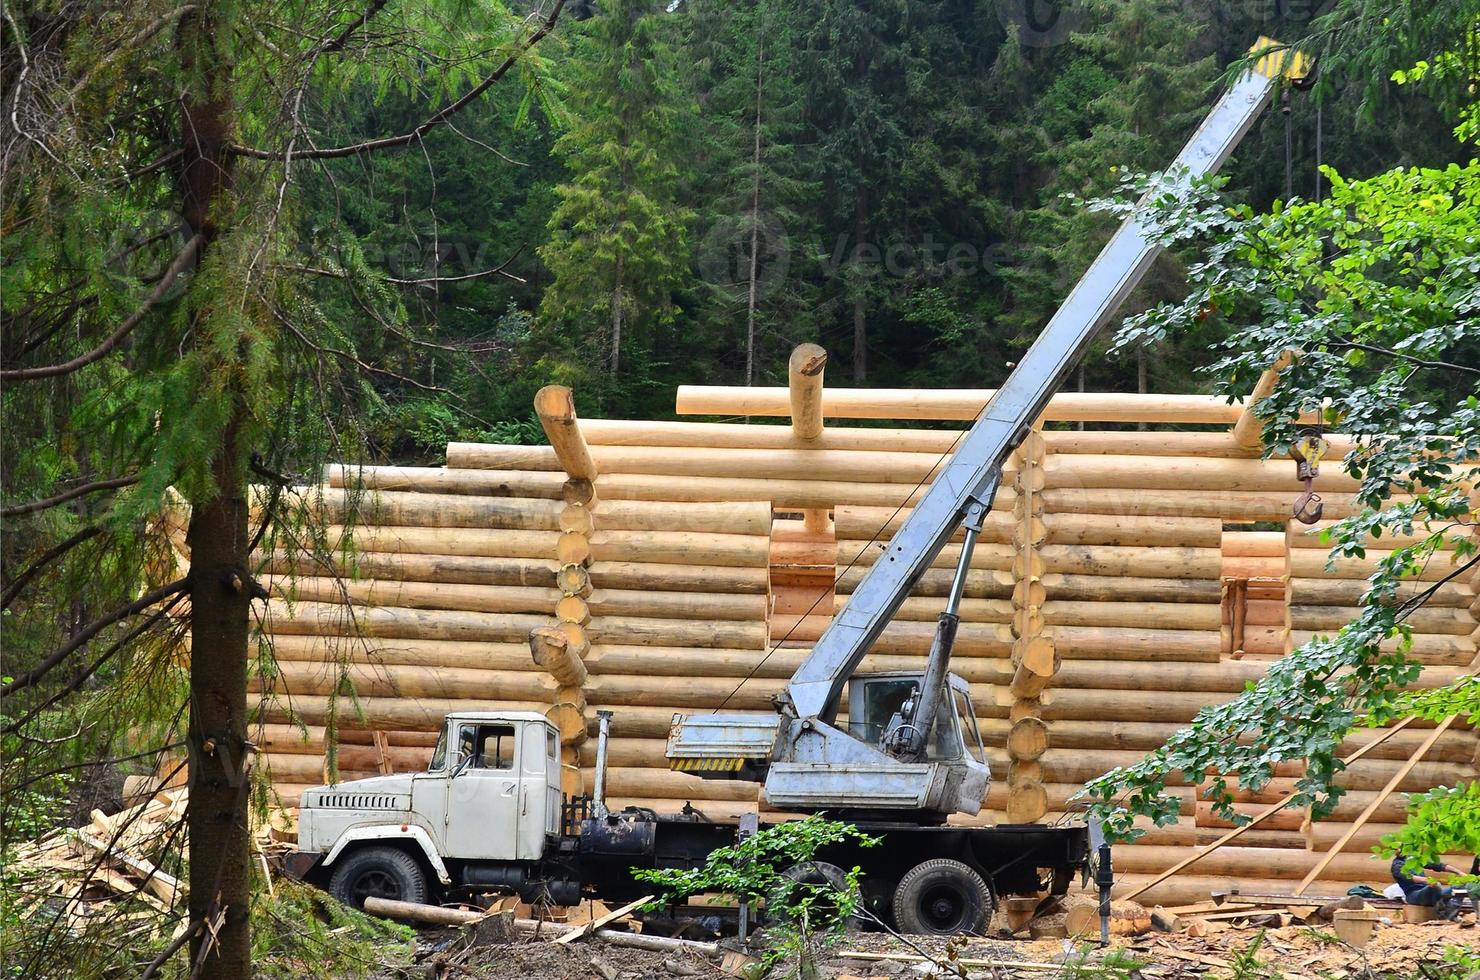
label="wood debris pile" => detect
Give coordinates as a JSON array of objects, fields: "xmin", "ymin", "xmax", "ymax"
[
  {"xmin": 5, "ymin": 786, "xmax": 294, "ymax": 935},
  {"xmin": 6, "ymin": 788, "xmax": 188, "ymax": 932}
]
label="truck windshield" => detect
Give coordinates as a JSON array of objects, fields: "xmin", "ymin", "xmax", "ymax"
[
  {"xmin": 952, "ymin": 689, "xmax": 986, "ymax": 765},
  {"xmin": 429, "ymin": 729, "xmax": 447, "ymax": 771}
]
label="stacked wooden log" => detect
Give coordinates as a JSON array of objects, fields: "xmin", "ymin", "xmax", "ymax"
[
  {"xmin": 1007, "ymin": 430, "xmax": 1053, "ymax": 822},
  {"xmin": 240, "ymin": 344, "xmax": 1477, "ymax": 907}
]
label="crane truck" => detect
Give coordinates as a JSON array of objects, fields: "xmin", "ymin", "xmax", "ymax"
[{"xmin": 285, "ymin": 40, "xmax": 1308, "ymax": 935}]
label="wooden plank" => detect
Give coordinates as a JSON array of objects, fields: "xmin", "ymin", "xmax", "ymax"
[{"xmin": 551, "ymin": 894, "xmax": 653, "ymax": 945}]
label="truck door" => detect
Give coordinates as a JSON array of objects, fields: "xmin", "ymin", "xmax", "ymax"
[{"xmin": 443, "ymin": 722, "xmax": 521, "ymax": 860}]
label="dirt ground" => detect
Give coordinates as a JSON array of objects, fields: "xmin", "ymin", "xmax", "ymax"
[{"xmin": 410, "ymin": 916, "xmax": 1478, "ymax": 979}]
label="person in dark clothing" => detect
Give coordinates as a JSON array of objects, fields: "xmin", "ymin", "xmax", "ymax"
[{"xmin": 1391, "ymin": 853, "xmax": 1462, "ymax": 918}]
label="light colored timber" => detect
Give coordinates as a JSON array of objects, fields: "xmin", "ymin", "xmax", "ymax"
[
  {"xmin": 1289, "ymin": 630, "xmax": 1475, "ymax": 664},
  {"xmin": 594, "ymin": 472, "xmax": 1016, "ymax": 511},
  {"xmin": 1006, "ymin": 717, "xmax": 1049, "ymax": 760},
  {"xmin": 1222, "ymin": 531, "xmax": 1286, "ymax": 558},
  {"xmin": 256, "ymin": 662, "xmax": 560, "ymax": 701},
  {"xmin": 1288, "ymin": 576, "xmax": 1474, "ymax": 608},
  {"xmin": 1232, "ymin": 350, "xmax": 1297, "ymax": 449},
  {"xmin": 258, "ymin": 549, "xmax": 561, "ymax": 589},
  {"xmin": 1303, "ymin": 820, "xmax": 1407, "ymax": 852},
  {"xmin": 788, "ymin": 343, "xmax": 828, "ymax": 439},
  {"xmin": 327, "ymin": 463, "xmax": 565, "ymax": 498},
  {"xmin": 445, "ymin": 442, "xmax": 560, "ymax": 471},
  {"xmin": 1290, "ymin": 604, "xmax": 1477, "ymax": 634},
  {"xmin": 1294, "ymin": 714, "xmax": 1459, "ymax": 894},
  {"xmin": 1289, "ymin": 549, "xmax": 1469, "ymax": 582},
  {"xmin": 530, "ymin": 626, "xmax": 587, "ymax": 687},
  {"xmin": 1288, "ymin": 519, "xmax": 1465, "ymax": 551},
  {"xmin": 293, "ymin": 489, "xmax": 563, "ymax": 530},
  {"xmin": 587, "ymin": 615, "xmax": 767, "ymax": 650},
  {"xmin": 265, "ymin": 600, "xmax": 547, "ymax": 643},
  {"xmin": 546, "ymin": 701, "xmax": 588, "ymax": 743},
  {"xmin": 1113, "ymin": 844, "xmax": 1431, "ymax": 883},
  {"xmin": 1005, "ymin": 780, "xmax": 1049, "ymax": 823},
  {"xmin": 675, "ymin": 386, "xmax": 1246, "ymax": 423},
  {"xmin": 259, "ymin": 696, "xmax": 552, "ymax": 731},
  {"xmin": 1040, "ymin": 488, "xmax": 1403, "ymax": 521},
  {"xmin": 837, "ymin": 540, "xmax": 1222, "ymax": 579},
  {"xmin": 1040, "ymin": 454, "xmax": 1361, "ymax": 493},
  {"xmin": 560, "ymin": 504, "xmax": 594, "ymax": 536},
  {"xmin": 534, "ymin": 385, "xmax": 598, "ymax": 480},
  {"xmin": 1194, "ymin": 801, "xmax": 1304, "ymax": 831},
  {"xmin": 563, "ymin": 478, "xmax": 598, "ymax": 507},
  {"xmin": 558, "ymin": 564, "xmax": 592, "ymax": 597},
  {"xmin": 589, "ymin": 529, "xmax": 771, "ymax": 568},
  {"xmin": 581, "ymin": 418, "xmax": 1351, "ymax": 458}
]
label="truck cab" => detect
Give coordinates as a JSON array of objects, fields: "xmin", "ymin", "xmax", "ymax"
[{"xmin": 293, "ymin": 711, "xmax": 562, "ymax": 906}]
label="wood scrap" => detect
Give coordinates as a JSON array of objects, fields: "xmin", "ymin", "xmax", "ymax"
[{"xmin": 551, "ymin": 894, "xmax": 652, "ymax": 944}]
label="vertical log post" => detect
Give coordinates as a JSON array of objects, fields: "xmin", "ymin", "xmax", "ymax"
[
  {"xmin": 535, "ymin": 386, "xmax": 597, "ymax": 797},
  {"xmin": 1232, "ymin": 350, "xmax": 1296, "ymax": 449},
  {"xmin": 789, "ymin": 344, "xmax": 831, "ymax": 535},
  {"xmin": 1007, "ymin": 429, "xmax": 1053, "ymax": 823}
]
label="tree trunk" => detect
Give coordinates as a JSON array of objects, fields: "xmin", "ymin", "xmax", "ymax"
[
  {"xmin": 852, "ymin": 192, "xmax": 867, "ymax": 383},
  {"xmin": 611, "ymin": 251, "xmax": 624, "ymax": 376},
  {"xmin": 745, "ymin": 37, "xmax": 764, "ymax": 386},
  {"xmin": 178, "ymin": 8, "xmax": 252, "ymax": 978}
]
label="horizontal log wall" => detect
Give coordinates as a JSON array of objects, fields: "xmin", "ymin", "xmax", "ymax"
[{"xmin": 249, "ymin": 377, "xmax": 1478, "ymax": 904}]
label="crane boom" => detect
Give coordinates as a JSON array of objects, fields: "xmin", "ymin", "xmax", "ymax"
[{"xmin": 665, "ymin": 39, "xmax": 1309, "ymax": 817}]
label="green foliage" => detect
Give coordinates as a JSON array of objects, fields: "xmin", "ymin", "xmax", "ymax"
[
  {"xmin": 1078, "ymin": 147, "xmax": 1478, "ymax": 839},
  {"xmin": 632, "ymin": 816, "xmax": 878, "ymax": 973},
  {"xmin": 250, "ymin": 878, "xmax": 415, "ymax": 980}
]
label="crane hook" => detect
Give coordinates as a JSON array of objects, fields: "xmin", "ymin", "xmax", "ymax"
[{"xmin": 1288, "ymin": 429, "xmax": 1327, "ymax": 525}]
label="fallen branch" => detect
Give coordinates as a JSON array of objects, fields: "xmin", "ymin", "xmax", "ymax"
[{"xmin": 2, "ymin": 475, "xmax": 139, "ymax": 518}]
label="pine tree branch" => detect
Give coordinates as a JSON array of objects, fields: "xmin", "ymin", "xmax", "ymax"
[
  {"xmin": 1, "ymin": 594, "xmax": 187, "ymax": 735},
  {"xmin": 318, "ymin": 0, "xmax": 391, "ymax": 55},
  {"xmin": 1, "ymin": 475, "xmax": 139, "ymax": 518},
  {"xmin": 1, "ymin": 526, "xmax": 104, "ymax": 610},
  {"xmin": 0, "ymin": 578, "xmax": 189, "ymax": 696},
  {"xmin": 0, "ymin": 233, "xmax": 204, "ymax": 382},
  {"xmin": 228, "ymin": 0, "xmax": 566, "ymax": 161}
]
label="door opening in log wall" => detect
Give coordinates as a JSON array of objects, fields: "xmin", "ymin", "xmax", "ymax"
[{"xmin": 770, "ymin": 508, "xmax": 837, "ymax": 647}]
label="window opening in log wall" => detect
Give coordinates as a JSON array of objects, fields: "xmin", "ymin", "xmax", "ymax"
[
  {"xmin": 769, "ymin": 507, "xmax": 837, "ymax": 647},
  {"xmin": 1220, "ymin": 523, "xmax": 1291, "ymax": 660}
]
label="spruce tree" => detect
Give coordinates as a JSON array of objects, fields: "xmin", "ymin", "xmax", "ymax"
[{"xmin": 540, "ymin": 0, "xmax": 693, "ymax": 381}]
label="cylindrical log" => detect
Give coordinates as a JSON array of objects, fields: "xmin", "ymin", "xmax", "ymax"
[
  {"xmin": 1289, "ymin": 576, "xmax": 1474, "ymax": 608},
  {"xmin": 1006, "ymin": 782, "xmax": 1049, "ymax": 823},
  {"xmin": 1043, "ymin": 454, "xmax": 1360, "ymax": 493},
  {"xmin": 675, "ymin": 386, "xmax": 1243, "ymax": 424},
  {"xmin": 560, "ymin": 504, "xmax": 595, "ymax": 536},
  {"xmin": 1194, "ymin": 801, "xmax": 1305, "ymax": 831},
  {"xmin": 1232, "ymin": 350, "xmax": 1296, "ymax": 449},
  {"xmin": 1222, "ymin": 531, "xmax": 1287, "ymax": 558},
  {"xmin": 534, "ymin": 385, "xmax": 598, "ymax": 480},
  {"xmin": 1041, "ymin": 488, "xmax": 1401, "ymax": 521},
  {"xmin": 327, "ymin": 464, "xmax": 565, "ymax": 499},
  {"xmin": 1289, "ymin": 549, "xmax": 1462, "ymax": 582},
  {"xmin": 256, "ymin": 662, "xmax": 557, "ymax": 701},
  {"xmin": 297, "ymin": 489, "xmax": 564, "ymax": 530},
  {"xmin": 546, "ymin": 701, "xmax": 589, "ymax": 744},
  {"xmin": 266, "ymin": 577, "xmax": 558, "ymax": 617},
  {"xmin": 596, "ymin": 472, "xmax": 1015, "ymax": 512},
  {"xmin": 530, "ymin": 626, "xmax": 588, "ymax": 687},
  {"xmin": 1048, "ymin": 626, "xmax": 1223, "ymax": 663},
  {"xmin": 1007, "ymin": 717, "xmax": 1049, "ymax": 761},
  {"xmin": 258, "ymin": 695, "xmax": 551, "ymax": 731},
  {"xmin": 1287, "ymin": 519, "xmax": 1462, "ymax": 551},
  {"xmin": 788, "ymin": 344, "xmax": 828, "ymax": 439},
  {"xmin": 258, "ymin": 549, "xmax": 560, "ymax": 589},
  {"xmin": 265, "ymin": 600, "xmax": 546, "ymax": 643},
  {"xmin": 588, "ymin": 616, "xmax": 767, "ymax": 650},
  {"xmin": 1290, "ymin": 604, "xmax": 1476, "ymax": 635},
  {"xmin": 834, "ymin": 506, "xmax": 1015, "ymax": 543}
]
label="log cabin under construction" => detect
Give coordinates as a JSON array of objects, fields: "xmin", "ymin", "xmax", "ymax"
[{"xmin": 249, "ymin": 345, "xmax": 1479, "ymax": 907}]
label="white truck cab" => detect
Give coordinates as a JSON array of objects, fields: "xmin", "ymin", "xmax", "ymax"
[{"xmin": 294, "ymin": 711, "xmax": 562, "ymax": 906}]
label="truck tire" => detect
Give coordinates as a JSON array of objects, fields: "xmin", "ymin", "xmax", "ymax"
[
  {"xmin": 892, "ymin": 859, "xmax": 992, "ymax": 936},
  {"xmin": 329, "ymin": 846, "xmax": 429, "ymax": 909},
  {"xmin": 769, "ymin": 861, "xmax": 863, "ymax": 931}
]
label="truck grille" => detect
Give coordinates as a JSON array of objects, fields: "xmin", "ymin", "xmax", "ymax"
[{"xmin": 306, "ymin": 792, "xmax": 405, "ymax": 810}]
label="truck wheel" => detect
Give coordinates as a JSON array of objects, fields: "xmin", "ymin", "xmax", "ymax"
[
  {"xmin": 769, "ymin": 861, "xmax": 863, "ymax": 931},
  {"xmin": 329, "ymin": 846, "xmax": 428, "ymax": 909},
  {"xmin": 892, "ymin": 859, "xmax": 992, "ymax": 936}
]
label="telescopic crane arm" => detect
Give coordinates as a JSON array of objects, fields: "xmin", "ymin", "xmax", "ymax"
[{"xmin": 665, "ymin": 39, "xmax": 1310, "ymax": 817}]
